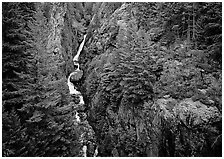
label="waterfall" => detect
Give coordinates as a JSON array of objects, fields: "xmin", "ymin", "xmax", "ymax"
[
  {"xmin": 75, "ymin": 111, "xmax": 80, "ymax": 122},
  {"xmin": 93, "ymin": 146, "xmax": 98, "ymax": 157},
  {"xmin": 73, "ymin": 34, "xmax": 87, "ymax": 62},
  {"xmin": 82, "ymin": 145, "xmax": 87, "ymax": 157},
  {"xmin": 67, "ymin": 34, "xmax": 89, "ymax": 156},
  {"xmin": 67, "ymin": 34, "xmax": 87, "ymax": 105}
]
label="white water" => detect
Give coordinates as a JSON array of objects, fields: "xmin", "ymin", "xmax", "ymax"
[
  {"xmin": 82, "ymin": 145, "xmax": 87, "ymax": 157},
  {"xmin": 67, "ymin": 34, "xmax": 89, "ymax": 156},
  {"xmin": 68, "ymin": 34, "xmax": 87, "ymax": 104},
  {"xmin": 93, "ymin": 146, "xmax": 98, "ymax": 157},
  {"xmin": 75, "ymin": 111, "xmax": 80, "ymax": 122},
  {"xmin": 73, "ymin": 34, "xmax": 87, "ymax": 62}
]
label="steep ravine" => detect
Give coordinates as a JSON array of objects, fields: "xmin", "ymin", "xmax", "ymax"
[{"xmin": 48, "ymin": 3, "xmax": 98, "ymax": 156}]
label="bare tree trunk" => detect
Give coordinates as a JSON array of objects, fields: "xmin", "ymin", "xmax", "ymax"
[
  {"xmin": 187, "ymin": 9, "xmax": 191, "ymax": 51},
  {"xmin": 192, "ymin": 3, "xmax": 197, "ymax": 49}
]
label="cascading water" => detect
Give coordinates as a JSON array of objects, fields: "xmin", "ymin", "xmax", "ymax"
[
  {"xmin": 67, "ymin": 73, "xmax": 84, "ymax": 105},
  {"xmin": 73, "ymin": 34, "xmax": 87, "ymax": 63},
  {"xmin": 47, "ymin": 3, "xmax": 98, "ymax": 157},
  {"xmin": 67, "ymin": 33, "xmax": 86, "ymax": 110},
  {"xmin": 67, "ymin": 34, "xmax": 98, "ymax": 157}
]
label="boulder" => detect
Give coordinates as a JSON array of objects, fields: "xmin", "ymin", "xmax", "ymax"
[{"xmin": 70, "ymin": 70, "xmax": 83, "ymax": 82}]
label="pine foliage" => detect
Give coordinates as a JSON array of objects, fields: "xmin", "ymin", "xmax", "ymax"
[
  {"xmin": 2, "ymin": 3, "xmax": 81, "ymax": 156},
  {"xmin": 154, "ymin": 2, "xmax": 222, "ymax": 64},
  {"xmin": 2, "ymin": 2, "xmax": 35, "ymax": 111},
  {"xmin": 100, "ymin": 19, "xmax": 155, "ymax": 110}
]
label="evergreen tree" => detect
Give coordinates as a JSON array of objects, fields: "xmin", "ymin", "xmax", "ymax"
[
  {"xmin": 101, "ymin": 19, "xmax": 155, "ymax": 110},
  {"xmin": 18, "ymin": 3, "xmax": 81, "ymax": 156},
  {"xmin": 2, "ymin": 2, "xmax": 35, "ymax": 112},
  {"xmin": 197, "ymin": 2, "xmax": 222, "ymax": 64},
  {"xmin": 157, "ymin": 2, "xmax": 222, "ymax": 64},
  {"xmin": 2, "ymin": 2, "xmax": 37, "ymax": 156},
  {"xmin": 3, "ymin": 3, "xmax": 81, "ymax": 156}
]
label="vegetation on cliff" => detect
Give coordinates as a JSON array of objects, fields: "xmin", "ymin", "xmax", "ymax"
[{"xmin": 2, "ymin": 2, "xmax": 222, "ymax": 157}]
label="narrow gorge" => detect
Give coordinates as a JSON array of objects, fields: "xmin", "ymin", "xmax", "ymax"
[{"xmin": 2, "ymin": 2, "xmax": 222, "ymax": 157}]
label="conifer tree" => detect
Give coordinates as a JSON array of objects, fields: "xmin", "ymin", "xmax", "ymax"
[
  {"xmin": 2, "ymin": 2, "xmax": 35, "ymax": 112},
  {"xmin": 19, "ymin": 3, "xmax": 81, "ymax": 156},
  {"xmin": 2, "ymin": 2, "xmax": 37, "ymax": 156},
  {"xmin": 3, "ymin": 3, "xmax": 81, "ymax": 156}
]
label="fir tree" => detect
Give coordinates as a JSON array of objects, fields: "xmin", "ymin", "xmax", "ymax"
[
  {"xmin": 3, "ymin": 3, "xmax": 81, "ymax": 156},
  {"xmin": 2, "ymin": 2, "xmax": 37, "ymax": 156}
]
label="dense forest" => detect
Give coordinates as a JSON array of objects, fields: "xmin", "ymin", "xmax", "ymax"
[{"xmin": 2, "ymin": 2, "xmax": 222, "ymax": 157}]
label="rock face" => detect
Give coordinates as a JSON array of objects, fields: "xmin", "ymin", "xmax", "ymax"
[{"xmin": 77, "ymin": 2, "xmax": 222, "ymax": 157}]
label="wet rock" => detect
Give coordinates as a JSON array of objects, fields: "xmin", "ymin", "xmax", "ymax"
[{"xmin": 69, "ymin": 70, "xmax": 83, "ymax": 82}]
